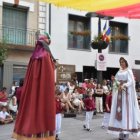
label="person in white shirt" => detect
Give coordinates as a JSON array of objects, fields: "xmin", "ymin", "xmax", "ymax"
[
  {"xmin": 10, "ymin": 81, "xmax": 18, "ymax": 97},
  {"xmin": 8, "ymin": 93, "xmax": 18, "ymax": 118},
  {"xmin": 67, "ymin": 81, "xmax": 75, "ymax": 94},
  {"xmin": 60, "ymin": 88, "xmax": 75, "ymax": 113},
  {"xmin": 72, "ymin": 88, "xmax": 84, "ymax": 113},
  {"xmin": 0, "ymin": 106, "xmax": 13, "ymax": 124}
]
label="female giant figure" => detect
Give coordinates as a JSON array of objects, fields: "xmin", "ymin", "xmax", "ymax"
[{"xmin": 108, "ymin": 57, "xmax": 140, "ymax": 140}]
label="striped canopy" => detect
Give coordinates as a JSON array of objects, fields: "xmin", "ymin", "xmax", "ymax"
[
  {"xmin": 40, "ymin": 0, "xmax": 140, "ymax": 18},
  {"xmin": 98, "ymin": 3, "xmax": 140, "ymax": 19}
]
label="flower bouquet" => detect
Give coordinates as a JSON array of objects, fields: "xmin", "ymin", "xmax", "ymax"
[
  {"xmin": 91, "ymin": 34, "xmax": 109, "ymax": 49},
  {"xmin": 91, "ymin": 26, "xmax": 111, "ymax": 50}
]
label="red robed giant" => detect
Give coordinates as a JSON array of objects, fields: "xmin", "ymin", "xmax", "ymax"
[{"xmin": 13, "ymin": 34, "xmax": 56, "ymax": 140}]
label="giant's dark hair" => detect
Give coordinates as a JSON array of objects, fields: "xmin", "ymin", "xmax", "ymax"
[{"xmin": 119, "ymin": 57, "xmax": 128, "ymax": 68}]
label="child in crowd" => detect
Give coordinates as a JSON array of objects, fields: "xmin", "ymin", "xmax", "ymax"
[
  {"xmin": 0, "ymin": 106, "xmax": 13, "ymax": 124},
  {"xmin": 55, "ymin": 90, "xmax": 63, "ymax": 140},
  {"xmin": 101, "ymin": 90, "xmax": 112, "ymax": 128},
  {"xmin": 83, "ymin": 90, "xmax": 95, "ymax": 131},
  {"xmin": 0, "ymin": 87, "xmax": 8, "ymax": 107}
]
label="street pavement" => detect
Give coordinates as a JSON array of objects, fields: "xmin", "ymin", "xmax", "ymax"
[{"xmin": 0, "ymin": 113, "xmax": 139, "ymax": 140}]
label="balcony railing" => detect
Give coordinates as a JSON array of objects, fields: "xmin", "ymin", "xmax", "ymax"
[{"xmin": 0, "ymin": 25, "xmax": 37, "ymax": 47}]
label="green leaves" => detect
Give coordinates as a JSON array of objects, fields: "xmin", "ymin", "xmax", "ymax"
[
  {"xmin": 92, "ymin": 34, "xmax": 103, "ymax": 42},
  {"xmin": 0, "ymin": 39, "xmax": 8, "ymax": 65}
]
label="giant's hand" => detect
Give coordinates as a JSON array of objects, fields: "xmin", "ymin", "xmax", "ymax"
[
  {"xmin": 118, "ymin": 85, "xmax": 123, "ymax": 92},
  {"xmin": 54, "ymin": 60, "xmax": 59, "ymax": 69}
]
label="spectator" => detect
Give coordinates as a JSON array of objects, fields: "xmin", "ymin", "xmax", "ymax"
[
  {"xmin": 87, "ymin": 78, "xmax": 96, "ymax": 90},
  {"xmin": 67, "ymin": 80, "xmax": 75, "ymax": 94},
  {"xmin": 9, "ymin": 81, "xmax": 18, "ymax": 97},
  {"xmin": 83, "ymin": 90, "xmax": 95, "ymax": 131},
  {"xmin": 0, "ymin": 87, "xmax": 8, "ymax": 107},
  {"xmin": 95, "ymin": 84, "xmax": 103, "ymax": 113},
  {"xmin": 82, "ymin": 79, "xmax": 89, "ymax": 90},
  {"xmin": 101, "ymin": 90, "xmax": 112, "ymax": 128},
  {"xmin": 8, "ymin": 92, "xmax": 17, "ymax": 119},
  {"xmin": 0, "ymin": 106, "xmax": 13, "ymax": 124},
  {"xmin": 59, "ymin": 83, "xmax": 67, "ymax": 93},
  {"xmin": 72, "ymin": 88, "xmax": 84, "ymax": 113},
  {"xmin": 55, "ymin": 91, "xmax": 63, "ymax": 140},
  {"xmin": 102, "ymin": 80, "xmax": 110, "ymax": 111},
  {"xmin": 61, "ymin": 88, "xmax": 75, "ymax": 113},
  {"xmin": 71, "ymin": 73, "xmax": 79, "ymax": 87},
  {"xmin": 15, "ymin": 78, "xmax": 24, "ymax": 108}
]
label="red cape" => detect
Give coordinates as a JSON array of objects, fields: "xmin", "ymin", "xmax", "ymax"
[{"xmin": 13, "ymin": 42, "xmax": 55, "ymax": 138}]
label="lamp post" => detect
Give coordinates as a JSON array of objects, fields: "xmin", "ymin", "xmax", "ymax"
[{"xmin": 86, "ymin": 12, "xmax": 113, "ymax": 84}]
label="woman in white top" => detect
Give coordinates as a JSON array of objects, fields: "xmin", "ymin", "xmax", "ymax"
[
  {"xmin": 67, "ymin": 81, "xmax": 75, "ymax": 94},
  {"xmin": 108, "ymin": 57, "xmax": 140, "ymax": 140},
  {"xmin": 72, "ymin": 88, "xmax": 84, "ymax": 113},
  {"xmin": 8, "ymin": 93, "xmax": 17, "ymax": 118},
  {"xmin": 60, "ymin": 88, "xmax": 75, "ymax": 113}
]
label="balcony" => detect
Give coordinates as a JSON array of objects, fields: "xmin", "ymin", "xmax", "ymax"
[{"xmin": 0, "ymin": 25, "xmax": 37, "ymax": 50}]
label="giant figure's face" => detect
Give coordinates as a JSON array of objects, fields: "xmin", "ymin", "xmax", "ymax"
[
  {"xmin": 120, "ymin": 59, "xmax": 127, "ymax": 69},
  {"xmin": 39, "ymin": 35, "xmax": 51, "ymax": 45},
  {"xmin": 44, "ymin": 38, "xmax": 51, "ymax": 45}
]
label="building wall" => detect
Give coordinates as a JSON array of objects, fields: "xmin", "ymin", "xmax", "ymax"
[
  {"xmin": 0, "ymin": 0, "xmax": 39, "ymax": 91},
  {"xmin": 48, "ymin": 5, "xmax": 140, "ymax": 74},
  {"xmin": 6, "ymin": 50, "xmax": 31, "ymax": 63},
  {"xmin": 129, "ymin": 20, "xmax": 140, "ymax": 69},
  {"xmin": 50, "ymin": 6, "xmax": 94, "ymax": 72},
  {"xmin": 26, "ymin": 0, "xmax": 38, "ymax": 30},
  {"xmin": 0, "ymin": 0, "xmax": 38, "ymax": 30},
  {"xmin": 0, "ymin": 6, "xmax": 2, "ymax": 25}
]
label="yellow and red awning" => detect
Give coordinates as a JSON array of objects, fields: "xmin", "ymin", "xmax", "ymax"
[
  {"xmin": 40, "ymin": 0, "xmax": 140, "ymax": 18},
  {"xmin": 97, "ymin": 3, "xmax": 140, "ymax": 19}
]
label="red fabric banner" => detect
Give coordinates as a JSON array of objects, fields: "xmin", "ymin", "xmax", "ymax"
[{"xmin": 97, "ymin": 3, "xmax": 140, "ymax": 19}]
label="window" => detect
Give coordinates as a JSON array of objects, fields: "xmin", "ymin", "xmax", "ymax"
[
  {"xmin": 2, "ymin": 5, "xmax": 27, "ymax": 45},
  {"xmin": 13, "ymin": 65, "xmax": 27, "ymax": 86},
  {"xmin": 68, "ymin": 15, "xmax": 90, "ymax": 50},
  {"xmin": 109, "ymin": 21, "xmax": 128, "ymax": 54},
  {"xmin": 39, "ymin": 5, "xmax": 46, "ymax": 12}
]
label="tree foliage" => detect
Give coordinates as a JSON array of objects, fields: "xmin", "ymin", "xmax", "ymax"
[{"xmin": 0, "ymin": 39, "xmax": 8, "ymax": 65}]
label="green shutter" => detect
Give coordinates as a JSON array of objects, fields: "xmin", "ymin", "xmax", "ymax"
[{"xmin": 2, "ymin": 5, "xmax": 27, "ymax": 45}]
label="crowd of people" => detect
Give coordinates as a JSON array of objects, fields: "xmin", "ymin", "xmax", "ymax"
[
  {"xmin": 0, "ymin": 79, "xmax": 24, "ymax": 124},
  {"xmin": 56, "ymin": 78, "xmax": 112, "ymax": 114}
]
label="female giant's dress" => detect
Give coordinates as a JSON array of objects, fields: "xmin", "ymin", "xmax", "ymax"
[
  {"xmin": 13, "ymin": 40, "xmax": 55, "ymax": 140},
  {"xmin": 108, "ymin": 68, "xmax": 140, "ymax": 136}
]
